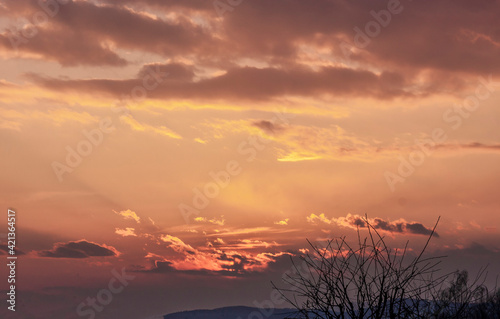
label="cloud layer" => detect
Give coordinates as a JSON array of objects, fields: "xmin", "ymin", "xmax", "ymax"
[{"xmin": 2, "ymin": 0, "xmax": 499, "ymax": 104}]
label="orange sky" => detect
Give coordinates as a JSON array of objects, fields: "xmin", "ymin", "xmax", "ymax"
[{"xmin": 1, "ymin": 0, "xmax": 500, "ymax": 318}]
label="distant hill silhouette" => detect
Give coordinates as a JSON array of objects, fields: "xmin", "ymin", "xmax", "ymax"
[{"xmin": 163, "ymin": 306, "xmax": 297, "ymax": 319}]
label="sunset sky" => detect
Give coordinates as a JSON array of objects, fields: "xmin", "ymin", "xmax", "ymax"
[{"xmin": 1, "ymin": 0, "xmax": 500, "ymax": 318}]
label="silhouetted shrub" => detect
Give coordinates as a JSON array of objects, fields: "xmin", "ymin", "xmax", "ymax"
[{"xmin": 273, "ymin": 216, "xmax": 498, "ymax": 319}]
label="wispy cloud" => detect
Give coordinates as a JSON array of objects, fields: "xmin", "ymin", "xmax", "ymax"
[
  {"xmin": 160, "ymin": 234, "xmax": 197, "ymax": 254},
  {"xmin": 120, "ymin": 115, "xmax": 182, "ymax": 139}
]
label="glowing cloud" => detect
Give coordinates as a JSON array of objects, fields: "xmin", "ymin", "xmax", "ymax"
[
  {"xmin": 114, "ymin": 209, "xmax": 141, "ymax": 223},
  {"xmin": 160, "ymin": 234, "xmax": 196, "ymax": 254},
  {"xmin": 274, "ymin": 218, "xmax": 289, "ymax": 226},
  {"xmin": 115, "ymin": 228, "xmax": 137, "ymax": 237},
  {"xmin": 307, "ymin": 213, "xmax": 332, "ymax": 225},
  {"xmin": 194, "ymin": 216, "xmax": 225, "ymax": 226}
]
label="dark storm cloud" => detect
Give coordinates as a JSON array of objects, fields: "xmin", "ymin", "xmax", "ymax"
[
  {"xmin": 328, "ymin": 214, "xmax": 439, "ymax": 237},
  {"xmin": 38, "ymin": 240, "xmax": 118, "ymax": 258},
  {"xmin": 372, "ymin": 217, "xmax": 437, "ymax": 237},
  {"xmin": 405, "ymin": 222, "xmax": 435, "ymax": 236}
]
